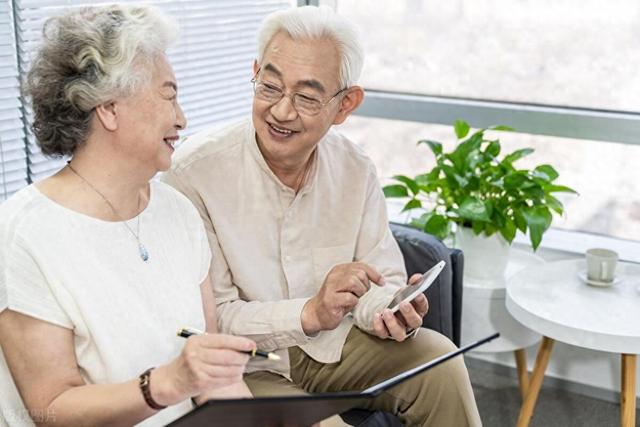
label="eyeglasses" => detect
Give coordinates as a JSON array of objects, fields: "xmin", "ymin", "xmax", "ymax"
[{"xmin": 251, "ymin": 74, "xmax": 347, "ymax": 116}]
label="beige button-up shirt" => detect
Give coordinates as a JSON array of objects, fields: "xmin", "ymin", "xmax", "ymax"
[{"xmin": 163, "ymin": 118, "xmax": 407, "ymax": 377}]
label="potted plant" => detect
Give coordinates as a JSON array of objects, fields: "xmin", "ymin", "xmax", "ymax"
[{"xmin": 383, "ymin": 120, "xmax": 577, "ymax": 279}]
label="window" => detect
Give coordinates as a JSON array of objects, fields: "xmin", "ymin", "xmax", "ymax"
[
  {"xmin": 0, "ymin": 0, "xmax": 294, "ymax": 198},
  {"xmin": 0, "ymin": 0, "xmax": 26, "ymax": 202},
  {"xmin": 321, "ymin": 0, "xmax": 640, "ymax": 245},
  {"xmin": 323, "ymin": 0, "xmax": 639, "ymax": 112}
]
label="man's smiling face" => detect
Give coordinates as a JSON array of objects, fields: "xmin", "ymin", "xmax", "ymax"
[{"xmin": 251, "ymin": 32, "xmax": 344, "ymax": 167}]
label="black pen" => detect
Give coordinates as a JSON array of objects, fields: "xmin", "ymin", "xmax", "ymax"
[{"xmin": 177, "ymin": 327, "xmax": 281, "ymax": 361}]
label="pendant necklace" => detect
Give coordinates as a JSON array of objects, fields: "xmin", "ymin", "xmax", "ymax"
[{"xmin": 66, "ymin": 162, "xmax": 149, "ymax": 262}]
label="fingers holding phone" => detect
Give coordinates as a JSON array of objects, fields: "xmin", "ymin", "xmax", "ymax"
[{"xmin": 373, "ymin": 261, "xmax": 444, "ymax": 341}]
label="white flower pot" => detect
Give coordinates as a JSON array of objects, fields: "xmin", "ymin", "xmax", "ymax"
[{"xmin": 455, "ymin": 226, "xmax": 511, "ymax": 281}]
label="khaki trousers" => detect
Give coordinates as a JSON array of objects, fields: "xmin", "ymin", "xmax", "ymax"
[{"xmin": 245, "ymin": 327, "xmax": 482, "ymax": 427}]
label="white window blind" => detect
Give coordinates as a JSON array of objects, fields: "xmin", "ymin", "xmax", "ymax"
[
  {"xmin": 12, "ymin": 0, "xmax": 293, "ymax": 186},
  {"xmin": 0, "ymin": 0, "xmax": 27, "ymax": 202}
]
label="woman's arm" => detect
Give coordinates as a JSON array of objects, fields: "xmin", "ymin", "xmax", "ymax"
[
  {"xmin": 0, "ymin": 309, "xmax": 157, "ymax": 427},
  {"xmin": 0, "ymin": 295, "xmax": 254, "ymax": 426}
]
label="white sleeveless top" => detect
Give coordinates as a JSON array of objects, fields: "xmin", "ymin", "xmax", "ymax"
[{"xmin": 0, "ymin": 181, "xmax": 211, "ymax": 426}]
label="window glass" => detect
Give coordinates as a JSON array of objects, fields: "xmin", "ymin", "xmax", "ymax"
[{"xmin": 322, "ymin": 0, "xmax": 640, "ymax": 112}]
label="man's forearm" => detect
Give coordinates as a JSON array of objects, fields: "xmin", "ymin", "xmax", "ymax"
[{"xmin": 216, "ymin": 298, "xmax": 313, "ymax": 351}]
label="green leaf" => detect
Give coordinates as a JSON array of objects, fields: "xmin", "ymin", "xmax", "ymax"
[
  {"xmin": 410, "ymin": 212, "xmax": 432, "ymax": 230},
  {"xmin": 457, "ymin": 196, "xmax": 491, "ymax": 222},
  {"xmin": 382, "ymin": 184, "xmax": 408, "ymax": 198},
  {"xmin": 521, "ymin": 182, "xmax": 545, "ymax": 199},
  {"xmin": 523, "ymin": 206, "xmax": 553, "ymax": 250},
  {"xmin": 401, "ymin": 199, "xmax": 422, "ymax": 212},
  {"xmin": 466, "ymin": 175, "xmax": 480, "ymax": 191},
  {"xmin": 392, "ymin": 175, "xmax": 419, "ymax": 195},
  {"xmin": 453, "ymin": 174, "xmax": 469, "ymax": 188},
  {"xmin": 499, "ymin": 216, "xmax": 517, "ymax": 243},
  {"xmin": 533, "ymin": 164, "xmax": 559, "ymax": 181},
  {"xmin": 417, "ymin": 139, "xmax": 443, "ymax": 156},
  {"xmin": 423, "ymin": 214, "xmax": 451, "ymax": 240},
  {"xmin": 440, "ymin": 164, "xmax": 463, "ymax": 189},
  {"xmin": 484, "ymin": 200, "xmax": 494, "ymax": 218},
  {"xmin": 484, "ymin": 223, "xmax": 498, "ymax": 236},
  {"xmin": 546, "ymin": 184, "xmax": 578, "ymax": 194},
  {"xmin": 503, "ymin": 148, "xmax": 534, "ymax": 165},
  {"xmin": 471, "ymin": 220, "xmax": 484, "ymax": 235},
  {"xmin": 503, "ymin": 172, "xmax": 528, "ymax": 189},
  {"xmin": 454, "ymin": 132, "xmax": 483, "ymax": 159},
  {"xmin": 492, "ymin": 208, "xmax": 505, "ymax": 228},
  {"xmin": 416, "ymin": 168, "xmax": 441, "ymax": 187},
  {"xmin": 489, "ymin": 125, "xmax": 515, "ymax": 132},
  {"xmin": 454, "ymin": 120, "xmax": 471, "ymax": 139},
  {"xmin": 513, "ymin": 208, "xmax": 527, "ymax": 233},
  {"xmin": 545, "ymin": 194, "xmax": 564, "ymax": 215},
  {"xmin": 484, "ymin": 140, "xmax": 501, "ymax": 157}
]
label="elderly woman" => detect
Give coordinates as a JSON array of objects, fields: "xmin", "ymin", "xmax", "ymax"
[{"xmin": 0, "ymin": 4, "xmax": 254, "ymax": 427}]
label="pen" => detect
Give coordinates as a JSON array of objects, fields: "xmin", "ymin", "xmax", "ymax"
[{"xmin": 177, "ymin": 327, "xmax": 281, "ymax": 361}]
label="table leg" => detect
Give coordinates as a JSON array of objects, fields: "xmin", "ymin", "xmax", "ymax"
[
  {"xmin": 621, "ymin": 354, "xmax": 637, "ymax": 427},
  {"xmin": 516, "ymin": 336, "xmax": 554, "ymax": 427},
  {"xmin": 514, "ymin": 348, "xmax": 530, "ymax": 399}
]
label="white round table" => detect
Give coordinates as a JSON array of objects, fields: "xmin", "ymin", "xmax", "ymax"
[{"xmin": 506, "ymin": 259, "xmax": 640, "ymax": 427}]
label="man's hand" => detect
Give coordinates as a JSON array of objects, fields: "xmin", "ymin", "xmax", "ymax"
[
  {"xmin": 372, "ymin": 273, "xmax": 429, "ymax": 342},
  {"xmin": 301, "ymin": 262, "xmax": 385, "ymax": 335}
]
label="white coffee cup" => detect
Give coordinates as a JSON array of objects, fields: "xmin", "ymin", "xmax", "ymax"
[{"xmin": 585, "ymin": 248, "xmax": 618, "ymax": 283}]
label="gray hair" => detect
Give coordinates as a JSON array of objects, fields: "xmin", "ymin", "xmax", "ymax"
[
  {"xmin": 257, "ymin": 5, "xmax": 364, "ymax": 89},
  {"xmin": 23, "ymin": 4, "xmax": 178, "ymax": 157}
]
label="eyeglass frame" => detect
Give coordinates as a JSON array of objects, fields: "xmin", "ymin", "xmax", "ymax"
[{"xmin": 251, "ymin": 68, "xmax": 348, "ymax": 116}]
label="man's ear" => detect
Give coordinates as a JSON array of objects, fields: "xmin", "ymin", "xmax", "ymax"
[
  {"xmin": 94, "ymin": 101, "xmax": 118, "ymax": 132},
  {"xmin": 333, "ymin": 86, "xmax": 364, "ymax": 125},
  {"xmin": 252, "ymin": 59, "xmax": 260, "ymax": 76}
]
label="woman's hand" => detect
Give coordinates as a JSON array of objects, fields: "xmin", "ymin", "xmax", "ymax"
[{"xmin": 152, "ymin": 333, "xmax": 256, "ymax": 405}]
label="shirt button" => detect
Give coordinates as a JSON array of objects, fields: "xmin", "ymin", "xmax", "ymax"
[{"xmin": 284, "ymin": 255, "xmax": 291, "ymax": 262}]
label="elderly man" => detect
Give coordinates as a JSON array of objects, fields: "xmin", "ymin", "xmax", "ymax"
[{"xmin": 164, "ymin": 6, "xmax": 481, "ymax": 426}]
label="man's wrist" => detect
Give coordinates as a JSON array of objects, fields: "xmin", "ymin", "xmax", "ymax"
[{"xmin": 300, "ymin": 299, "xmax": 321, "ymax": 336}]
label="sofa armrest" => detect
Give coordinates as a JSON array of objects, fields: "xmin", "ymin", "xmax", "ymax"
[
  {"xmin": 449, "ymin": 248, "xmax": 464, "ymax": 346},
  {"xmin": 390, "ymin": 222, "xmax": 462, "ymax": 345}
]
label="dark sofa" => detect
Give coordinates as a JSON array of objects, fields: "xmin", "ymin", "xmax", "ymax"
[{"xmin": 340, "ymin": 222, "xmax": 464, "ymax": 426}]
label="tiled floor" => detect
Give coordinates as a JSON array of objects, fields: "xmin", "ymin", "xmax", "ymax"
[{"xmin": 468, "ymin": 359, "xmax": 639, "ymax": 427}]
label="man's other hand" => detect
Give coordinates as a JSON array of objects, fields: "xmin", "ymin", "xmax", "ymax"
[
  {"xmin": 301, "ymin": 262, "xmax": 385, "ymax": 335},
  {"xmin": 372, "ymin": 273, "xmax": 429, "ymax": 342}
]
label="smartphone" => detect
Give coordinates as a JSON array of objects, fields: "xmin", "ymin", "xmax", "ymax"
[{"xmin": 386, "ymin": 260, "xmax": 446, "ymax": 313}]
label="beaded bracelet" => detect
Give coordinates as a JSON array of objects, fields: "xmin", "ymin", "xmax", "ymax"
[{"xmin": 139, "ymin": 367, "xmax": 167, "ymax": 410}]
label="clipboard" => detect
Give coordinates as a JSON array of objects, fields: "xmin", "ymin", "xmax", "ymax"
[{"xmin": 168, "ymin": 332, "xmax": 499, "ymax": 427}]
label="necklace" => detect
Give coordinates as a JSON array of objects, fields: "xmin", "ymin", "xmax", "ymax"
[{"xmin": 66, "ymin": 162, "xmax": 149, "ymax": 262}]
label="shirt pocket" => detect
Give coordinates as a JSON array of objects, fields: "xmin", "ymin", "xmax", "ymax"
[{"xmin": 312, "ymin": 244, "xmax": 353, "ymax": 287}]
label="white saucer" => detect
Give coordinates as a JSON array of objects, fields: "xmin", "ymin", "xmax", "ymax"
[{"xmin": 577, "ymin": 271, "xmax": 621, "ymax": 287}]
